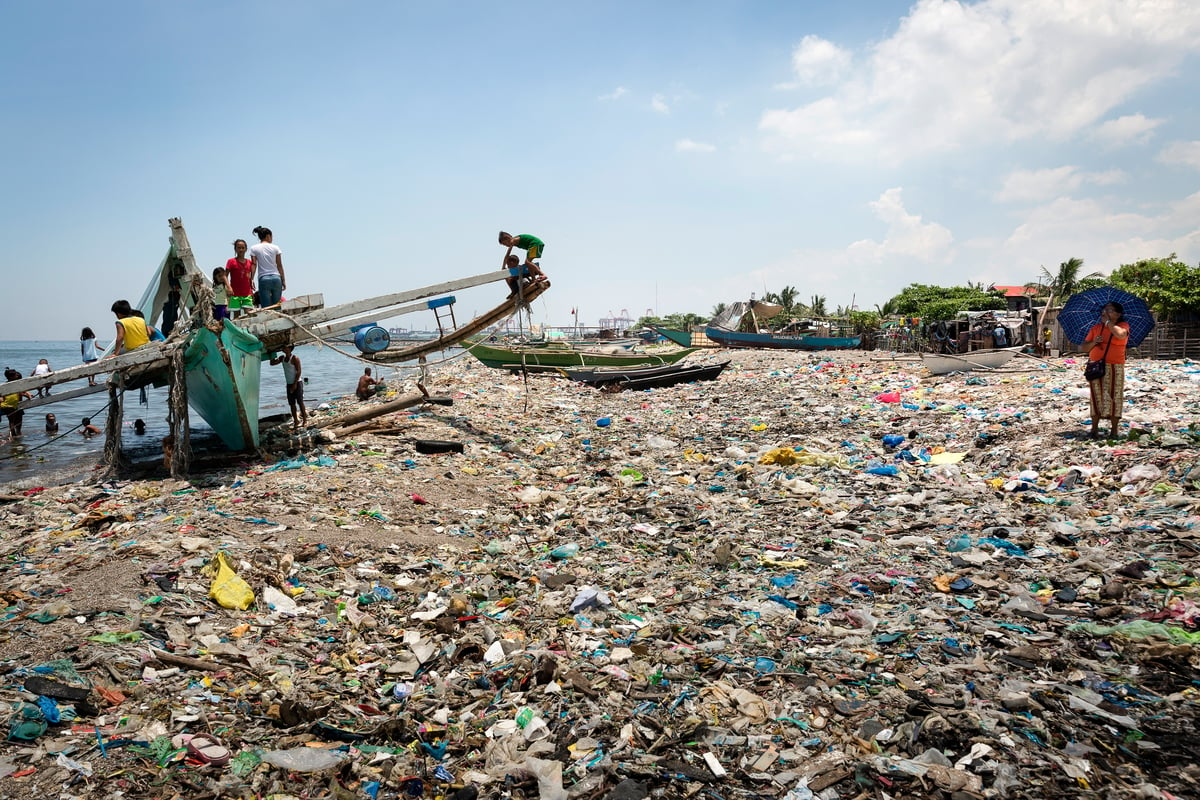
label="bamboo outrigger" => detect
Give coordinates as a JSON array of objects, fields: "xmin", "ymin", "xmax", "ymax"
[{"xmin": 3, "ymin": 218, "xmax": 549, "ymax": 476}]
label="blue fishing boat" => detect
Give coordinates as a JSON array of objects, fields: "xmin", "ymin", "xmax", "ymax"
[{"xmin": 705, "ymin": 300, "xmax": 861, "ymax": 351}]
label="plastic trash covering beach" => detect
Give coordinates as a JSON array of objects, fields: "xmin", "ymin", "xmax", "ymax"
[{"xmin": 0, "ymin": 349, "xmax": 1198, "ymax": 798}]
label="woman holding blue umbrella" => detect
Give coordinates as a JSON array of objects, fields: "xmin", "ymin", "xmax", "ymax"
[{"xmin": 1083, "ymin": 302, "xmax": 1129, "ymax": 439}]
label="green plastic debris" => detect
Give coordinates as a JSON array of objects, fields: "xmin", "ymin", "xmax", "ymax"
[
  {"xmin": 1069, "ymin": 620, "xmax": 1200, "ymax": 645},
  {"xmin": 87, "ymin": 631, "xmax": 144, "ymax": 644}
]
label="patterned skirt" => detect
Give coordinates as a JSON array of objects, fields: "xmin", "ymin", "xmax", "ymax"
[{"xmin": 1088, "ymin": 363, "xmax": 1125, "ymax": 420}]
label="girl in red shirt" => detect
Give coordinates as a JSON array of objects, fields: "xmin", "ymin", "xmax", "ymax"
[{"xmin": 225, "ymin": 239, "xmax": 255, "ymax": 319}]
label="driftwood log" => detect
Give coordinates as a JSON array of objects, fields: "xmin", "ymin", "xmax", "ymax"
[{"xmin": 319, "ymin": 393, "xmax": 453, "ymax": 438}]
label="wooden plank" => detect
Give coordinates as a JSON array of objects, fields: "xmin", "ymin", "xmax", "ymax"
[
  {"xmin": 15, "ymin": 383, "xmax": 109, "ymax": 411},
  {"xmin": 3, "ymin": 342, "xmax": 179, "ymax": 397},
  {"xmin": 248, "ymin": 270, "xmax": 508, "ymax": 333},
  {"xmin": 370, "ymin": 280, "xmax": 550, "ymax": 363}
]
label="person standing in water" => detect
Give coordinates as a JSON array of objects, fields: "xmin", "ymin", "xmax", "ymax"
[
  {"xmin": 250, "ymin": 226, "xmax": 286, "ymax": 307},
  {"xmin": 269, "ymin": 344, "xmax": 308, "ymax": 428}
]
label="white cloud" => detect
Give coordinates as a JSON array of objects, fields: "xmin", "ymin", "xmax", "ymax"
[
  {"xmin": 651, "ymin": 94, "xmax": 670, "ymax": 114},
  {"xmin": 784, "ymin": 35, "xmax": 851, "ymax": 86},
  {"xmin": 711, "ymin": 188, "xmax": 1200, "ymax": 313},
  {"xmin": 996, "ymin": 194, "xmax": 1200, "ymax": 276},
  {"xmin": 1091, "ymin": 113, "xmax": 1163, "ymax": 147},
  {"xmin": 598, "ymin": 86, "xmax": 627, "ymax": 101},
  {"xmin": 1160, "ymin": 140, "xmax": 1200, "ymax": 170},
  {"xmin": 846, "ymin": 188, "xmax": 954, "ymax": 263},
  {"xmin": 760, "ymin": 0, "xmax": 1200, "ymax": 163},
  {"xmin": 675, "ymin": 139, "xmax": 716, "ymax": 153},
  {"xmin": 996, "ymin": 166, "xmax": 1128, "ymax": 203}
]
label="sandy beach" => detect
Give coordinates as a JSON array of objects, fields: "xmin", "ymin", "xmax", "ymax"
[{"xmin": 1, "ymin": 349, "xmax": 1197, "ymax": 799}]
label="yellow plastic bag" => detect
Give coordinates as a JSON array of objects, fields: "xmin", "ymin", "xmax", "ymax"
[
  {"xmin": 759, "ymin": 447, "xmax": 800, "ymax": 466},
  {"xmin": 207, "ymin": 552, "xmax": 255, "ymax": 610}
]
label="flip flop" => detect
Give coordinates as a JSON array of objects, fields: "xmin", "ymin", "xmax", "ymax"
[{"xmin": 173, "ymin": 732, "xmax": 231, "ymax": 766}]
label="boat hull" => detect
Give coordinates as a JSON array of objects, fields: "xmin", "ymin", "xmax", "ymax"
[
  {"xmin": 184, "ymin": 322, "xmax": 264, "ymax": 450},
  {"xmin": 704, "ymin": 326, "xmax": 861, "ymax": 350},
  {"xmin": 616, "ymin": 361, "xmax": 729, "ymax": 391},
  {"xmin": 466, "ymin": 341, "xmax": 698, "ymax": 371},
  {"xmin": 563, "ymin": 360, "xmax": 727, "ymax": 387},
  {"xmin": 922, "ymin": 347, "xmax": 1021, "ymax": 375},
  {"xmin": 653, "ymin": 327, "xmax": 693, "ymax": 347}
]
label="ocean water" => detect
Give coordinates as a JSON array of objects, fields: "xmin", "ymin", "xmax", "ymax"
[{"xmin": 0, "ymin": 339, "xmax": 457, "ymax": 488}]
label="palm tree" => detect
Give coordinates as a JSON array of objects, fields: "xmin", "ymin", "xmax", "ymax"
[
  {"xmin": 810, "ymin": 295, "xmax": 827, "ymax": 317},
  {"xmin": 710, "ymin": 302, "xmax": 727, "ymax": 320},
  {"xmin": 874, "ymin": 298, "xmax": 899, "ymax": 318},
  {"xmin": 778, "ymin": 285, "xmax": 799, "ymax": 315},
  {"xmin": 1032, "ymin": 257, "xmax": 1102, "ymax": 331}
]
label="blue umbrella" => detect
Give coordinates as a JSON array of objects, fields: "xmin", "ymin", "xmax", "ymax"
[{"xmin": 1057, "ymin": 287, "xmax": 1155, "ymax": 347}]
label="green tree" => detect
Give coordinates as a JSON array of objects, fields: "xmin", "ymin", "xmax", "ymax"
[
  {"xmin": 809, "ymin": 295, "xmax": 827, "ymax": 317},
  {"xmin": 1027, "ymin": 257, "xmax": 1103, "ymax": 332},
  {"xmin": 1108, "ymin": 254, "xmax": 1200, "ymax": 319},
  {"xmin": 886, "ymin": 283, "xmax": 1007, "ymax": 321},
  {"xmin": 710, "ymin": 302, "xmax": 727, "ymax": 320}
]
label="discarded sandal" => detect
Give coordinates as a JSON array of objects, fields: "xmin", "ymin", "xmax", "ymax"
[{"xmin": 173, "ymin": 732, "xmax": 231, "ymax": 766}]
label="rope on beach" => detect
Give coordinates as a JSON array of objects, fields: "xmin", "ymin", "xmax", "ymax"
[{"xmin": 0, "ymin": 397, "xmax": 113, "ymax": 461}]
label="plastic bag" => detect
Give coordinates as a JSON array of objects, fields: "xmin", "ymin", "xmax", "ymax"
[{"xmin": 207, "ymin": 552, "xmax": 255, "ymax": 610}]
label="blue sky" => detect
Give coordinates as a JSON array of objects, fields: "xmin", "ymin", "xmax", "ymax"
[{"xmin": 3, "ymin": 0, "xmax": 1199, "ymax": 339}]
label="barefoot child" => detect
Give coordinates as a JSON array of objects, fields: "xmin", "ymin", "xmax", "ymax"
[
  {"xmin": 269, "ymin": 345, "xmax": 308, "ymax": 428},
  {"xmin": 498, "ymin": 231, "xmax": 546, "ymax": 295},
  {"xmin": 212, "ymin": 267, "xmax": 232, "ymax": 320}
]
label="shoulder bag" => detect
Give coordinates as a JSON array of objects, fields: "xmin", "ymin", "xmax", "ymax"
[{"xmin": 1084, "ymin": 328, "xmax": 1112, "ymax": 381}]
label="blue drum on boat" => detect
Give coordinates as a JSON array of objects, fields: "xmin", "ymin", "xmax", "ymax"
[{"xmin": 353, "ymin": 325, "xmax": 391, "ymax": 354}]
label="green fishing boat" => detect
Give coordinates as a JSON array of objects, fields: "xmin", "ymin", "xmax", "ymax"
[
  {"xmin": 465, "ymin": 339, "xmax": 698, "ymax": 371},
  {"xmin": 184, "ymin": 321, "xmax": 264, "ymax": 450}
]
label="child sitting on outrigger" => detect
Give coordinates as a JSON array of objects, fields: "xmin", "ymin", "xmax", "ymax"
[{"xmin": 499, "ymin": 231, "xmax": 546, "ymax": 296}]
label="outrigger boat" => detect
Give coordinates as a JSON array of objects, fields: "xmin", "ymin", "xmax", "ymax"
[
  {"xmin": 5, "ymin": 218, "xmax": 550, "ymax": 474},
  {"xmin": 705, "ymin": 301, "xmax": 861, "ymax": 351},
  {"xmin": 921, "ymin": 346, "xmax": 1023, "ymax": 375},
  {"xmin": 562, "ymin": 360, "xmax": 729, "ymax": 390},
  {"xmin": 464, "ymin": 339, "xmax": 698, "ymax": 372}
]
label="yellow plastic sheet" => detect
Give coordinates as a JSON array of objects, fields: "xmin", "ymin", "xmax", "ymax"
[{"xmin": 206, "ymin": 552, "xmax": 255, "ymax": 610}]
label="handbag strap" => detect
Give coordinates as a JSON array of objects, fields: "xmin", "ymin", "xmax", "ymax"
[{"xmin": 1098, "ymin": 326, "xmax": 1113, "ymax": 361}]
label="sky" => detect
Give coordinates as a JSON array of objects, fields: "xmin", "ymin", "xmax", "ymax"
[{"xmin": 2, "ymin": 0, "xmax": 1199, "ymax": 339}]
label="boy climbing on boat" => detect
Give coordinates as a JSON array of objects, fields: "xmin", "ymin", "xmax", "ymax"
[
  {"xmin": 269, "ymin": 344, "xmax": 308, "ymax": 429},
  {"xmin": 499, "ymin": 231, "xmax": 546, "ymax": 296}
]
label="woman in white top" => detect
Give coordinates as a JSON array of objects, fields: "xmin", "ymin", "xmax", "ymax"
[{"xmin": 250, "ymin": 226, "xmax": 287, "ymax": 307}]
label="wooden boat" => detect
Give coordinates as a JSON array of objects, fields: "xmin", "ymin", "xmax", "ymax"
[
  {"xmin": 705, "ymin": 301, "xmax": 861, "ymax": 351},
  {"xmin": 921, "ymin": 347, "xmax": 1023, "ymax": 375},
  {"xmin": 652, "ymin": 327, "xmax": 693, "ymax": 347},
  {"xmin": 616, "ymin": 361, "xmax": 729, "ymax": 391},
  {"xmin": 704, "ymin": 327, "xmax": 861, "ymax": 350},
  {"xmin": 7, "ymin": 217, "xmax": 552, "ymax": 471},
  {"xmin": 562, "ymin": 360, "xmax": 726, "ymax": 387},
  {"xmin": 465, "ymin": 340, "xmax": 698, "ymax": 371},
  {"xmin": 183, "ymin": 321, "xmax": 264, "ymax": 450}
]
